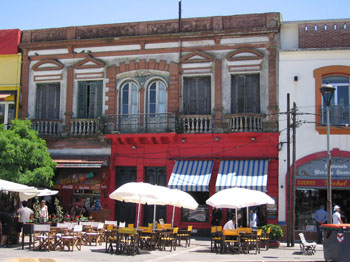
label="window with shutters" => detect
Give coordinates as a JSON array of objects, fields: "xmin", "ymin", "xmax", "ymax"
[
  {"xmin": 231, "ymin": 74, "xmax": 260, "ymax": 114},
  {"xmin": 146, "ymin": 80, "xmax": 166, "ymax": 116},
  {"xmin": 120, "ymin": 81, "xmax": 139, "ymax": 115},
  {"xmin": 183, "ymin": 76, "xmax": 211, "ymax": 115},
  {"xmin": 36, "ymin": 83, "xmax": 60, "ymax": 119},
  {"xmin": 77, "ymin": 81, "xmax": 103, "ymax": 119}
]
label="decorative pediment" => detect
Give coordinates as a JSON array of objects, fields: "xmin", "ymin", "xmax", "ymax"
[
  {"xmin": 180, "ymin": 50, "xmax": 214, "ymax": 63},
  {"xmin": 226, "ymin": 49, "xmax": 263, "ymax": 61},
  {"xmin": 73, "ymin": 56, "xmax": 105, "ymax": 69},
  {"xmin": 32, "ymin": 59, "xmax": 64, "ymax": 71}
]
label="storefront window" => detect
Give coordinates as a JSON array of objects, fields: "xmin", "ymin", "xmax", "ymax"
[
  {"xmin": 181, "ymin": 192, "xmax": 209, "ymax": 223},
  {"xmin": 73, "ymin": 189, "xmax": 101, "ymax": 211},
  {"xmin": 296, "ymin": 189, "xmax": 350, "ymax": 230}
]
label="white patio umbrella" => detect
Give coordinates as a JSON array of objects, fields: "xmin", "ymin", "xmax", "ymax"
[
  {"xmin": 19, "ymin": 188, "xmax": 59, "ymax": 202},
  {"xmin": 206, "ymin": 187, "xmax": 275, "ymax": 226},
  {"xmin": 0, "ymin": 179, "xmax": 40, "ymax": 201},
  {"xmin": 109, "ymin": 182, "xmax": 161, "ymax": 228},
  {"xmin": 153, "ymin": 186, "xmax": 198, "ymax": 227}
]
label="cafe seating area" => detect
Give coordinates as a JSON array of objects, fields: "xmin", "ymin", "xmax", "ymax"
[{"xmin": 210, "ymin": 226, "xmax": 270, "ymax": 255}]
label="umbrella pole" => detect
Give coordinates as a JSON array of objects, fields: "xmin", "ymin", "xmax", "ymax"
[
  {"xmin": 137, "ymin": 203, "xmax": 141, "ymax": 229},
  {"xmin": 171, "ymin": 206, "xmax": 175, "ymax": 228},
  {"xmin": 153, "ymin": 204, "xmax": 157, "ymax": 223},
  {"xmin": 235, "ymin": 208, "xmax": 238, "ymax": 228},
  {"xmin": 246, "ymin": 207, "xmax": 249, "ymax": 227}
]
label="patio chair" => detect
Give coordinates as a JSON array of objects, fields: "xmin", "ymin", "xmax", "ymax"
[
  {"xmin": 260, "ymin": 226, "xmax": 271, "ymax": 250},
  {"xmin": 61, "ymin": 225, "xmax": 82, "ymax": 251},
  {"xmin": 85, "ymin": 222, "xmax": 104, "ymax": 246},
  {"xmin": 177, "ymin": 225, "xmax": 192, "ymax": 247},
  {"xmin": 159, "ymin": 227, "xmax": 178, "ymax": 252},
  {"xmin": 33, "ymin": 224, "xmax": 55, "ymax": 252},
  {"xmin": 117, "ymin": 227, "xmax": 138, "ymax": 256},
  {"xmin": 210, "ymin": 226, "xmax": 223, "ymax": 253},
  {"xmin": 106, "ymin": 229, "xmax": 118, "ymax": 253},
  {"xmin": 138, "ymin": 225, "xmax": 153, "ymax": 250},
  {"xmin": 299, "ymin": 233, "xmax": 317, "ymax": 255},
  {"xmin": 245, "ymin": 228, "xmax": 262, "ymax": 254},
  {"xmin": 222, "ymin": 229, "xmax": 240, "ymax": 254}
]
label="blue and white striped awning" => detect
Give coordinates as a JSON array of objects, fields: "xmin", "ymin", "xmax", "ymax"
[
  {"xmin": 168, "ymin": 160, "xmax": 214, "ymax": 191},
  {"xmin": 216, "ymin": 160, "xmax": 269, "ymax": 192}
]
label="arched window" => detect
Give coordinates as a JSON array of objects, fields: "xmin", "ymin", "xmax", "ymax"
[
  {"xmin": 120, "ymin": 81, "xmax": 138, "ymax": 115},
  {"xmin": 147, "ymin": 80, "xmax": 166, "ymax": 115}
]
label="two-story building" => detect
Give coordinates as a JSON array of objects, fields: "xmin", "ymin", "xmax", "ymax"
[
  {"xmin": 0, "ymin": 29, "xmax": 21, "ymax": 128},
  {"xmin": 20, "ymin": 12, "xmax": 280, "ymax": 230},
  {"xmin": 279, "ymin": 19, "xmax": 350, "ymax": 240}
]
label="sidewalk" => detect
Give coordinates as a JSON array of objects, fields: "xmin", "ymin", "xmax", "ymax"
[{"xmin": 0, "ymin": 238, "xmax": 325, "ymax": 262}]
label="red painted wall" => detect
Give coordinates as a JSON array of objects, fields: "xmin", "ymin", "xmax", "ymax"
[{"xmin": 106, "ymin": 132, "xmax": 279, "ymax": 227}]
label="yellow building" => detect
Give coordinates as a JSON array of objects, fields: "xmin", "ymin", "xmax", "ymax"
[{"xmin": 0, "ymin": 29, "xmax": 21, "ymax": 128}]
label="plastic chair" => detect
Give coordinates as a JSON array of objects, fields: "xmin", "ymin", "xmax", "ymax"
[
  {"xmin": 177, "ymin": 225, "xmax": 192, "ymax": 247},
  {"xmin": 222, "ymin": 229, "xmax": 241, "ymax": 254}
]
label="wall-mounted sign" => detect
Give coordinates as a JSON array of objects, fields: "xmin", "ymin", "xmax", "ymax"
[{"xmin": 297, "ymin": 157, "xmax": 350, "ymax": 179}]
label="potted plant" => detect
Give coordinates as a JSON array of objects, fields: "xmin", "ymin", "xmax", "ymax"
[{"xmin": 261, "ymin": 224, "xmax": 283, "ymax": 248}]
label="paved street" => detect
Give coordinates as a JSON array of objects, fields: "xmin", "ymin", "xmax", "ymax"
[{"xmin": 0, "ymin": 238, "xmax": 325, "ymax": 262}]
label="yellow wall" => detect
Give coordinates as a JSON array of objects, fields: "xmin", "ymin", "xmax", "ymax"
[{"xmin": 0, "ymin": 53, "xmax": 21, "ymax": 118}]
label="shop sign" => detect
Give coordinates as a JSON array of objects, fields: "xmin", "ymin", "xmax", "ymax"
[
  {"xmin": 297, "ymin": 157, "xmax": 350, "ymax": 179},
  {"xmin": 267, "ymin": 197, "xmax": 277, "ymax": 219},
  {"xmin": 296, "ymin": 179, "xmax": 350, "ymax": 188}
]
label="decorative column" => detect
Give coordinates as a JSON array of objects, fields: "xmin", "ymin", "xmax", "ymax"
[{"xmin": 213, "ymin": 59, "xmax": 223, "ymax": 132}]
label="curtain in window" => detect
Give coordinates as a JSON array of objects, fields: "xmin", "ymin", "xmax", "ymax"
[
  {"xmin": 231, "ymin": 74, "xmax": 260, "ymax": 114},
  {"xmin": 183, "ymin": 76, "xmax": 211, "ymax": 115},
  {"xmin": 120, "ymin": 81, "xmax": 138, "ymax": 115},
  {"xmin": 36, "ymin": 83, "xmax": 60, "ymax": 119},
  {"xmin": 147, "ymin": 81, "xmax": 166, "ymax": 115},
  {"xmin": 77, "ymin": 81, "xmax": 103, "ymax": 118}
]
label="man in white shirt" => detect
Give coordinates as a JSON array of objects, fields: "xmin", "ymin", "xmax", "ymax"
[
  {"xmin": 17, "ymin": 201, "xmax": 34, "ymax": 243},
  {"xmin": 249, "ymin": 209, "xmax": 258, "ymax": 228},
  {"xmin": 223, "ymin": 218, "xmax": 236, "ymax": 230},
  {"xmin": 332, "ymin": 205, "xmax": 342, "ymax": 224}
]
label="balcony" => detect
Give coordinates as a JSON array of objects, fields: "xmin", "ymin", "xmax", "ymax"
[
  {"xmin": 321, "ymin": 105, "xmax": 350, "ymax": 126},
  {"xmin": 177, "ymin": 115, "xmax": 213, "ymax": 134},
  {"xmin": 224, "ymin": 113, "xmax": 265, "ymax": 132},
  {"xmin": 32, "ymin": 118, "xmax": 101, "ymax": 137},
  {"xmin": 105, "ymin": 113, "xmax": 176, "ymax": 134},
  {"xmin": 31, "ymin": 119, "xmax": 62, "ymax": 136}
]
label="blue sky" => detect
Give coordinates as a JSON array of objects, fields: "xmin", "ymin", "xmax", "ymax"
[{"xmin": 1, "ymin": 0, "xmax": 349, "ymax": 30}]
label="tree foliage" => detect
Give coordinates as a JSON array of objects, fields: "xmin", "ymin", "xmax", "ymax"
[{"xmin": 0, "ymin": 119, "xmax": 56, "ymax": 187}]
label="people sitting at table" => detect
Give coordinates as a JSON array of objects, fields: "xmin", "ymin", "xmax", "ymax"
[{"xmin": 223, "ymin": 217, "xmax": 236, "ymax": 230}]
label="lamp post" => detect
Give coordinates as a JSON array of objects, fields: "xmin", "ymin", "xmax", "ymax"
[{"xmin": 320, "ymin": 84, "xmax": 335, "ymax": 224}]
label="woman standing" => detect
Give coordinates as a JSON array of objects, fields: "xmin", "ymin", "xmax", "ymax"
[{"xmin": 39, "ymin": 200, "xmax": 48, "ymax": 223}]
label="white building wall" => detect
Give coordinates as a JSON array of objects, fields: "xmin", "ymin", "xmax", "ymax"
[{"xmin": 278, "ymin": 48, "xmax": 350, "ymax": 223}]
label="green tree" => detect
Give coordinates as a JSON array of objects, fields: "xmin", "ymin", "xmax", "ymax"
[{"xmin": 0, "ymin": 119, "xmax": 56, "ymax": 187}]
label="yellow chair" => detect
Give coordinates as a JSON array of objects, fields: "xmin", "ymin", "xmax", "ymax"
[
  {"xmin": 222, "ymin": 229, "xmax": 241, "ymax": 254},
  {"xmin": 117, "ymin": 227, "xmax": 138, "ymax": 255},
  {"xmin": 160, "ymin": 227, "xmax": 178, "ymax": 251},
  {"xmin": 177, "ymin": 225, "xmax": 192, "ymax": 247},
  {"xmin": 210, "ymin": 226, "xmax": 223, "ymax": 253},
  {"xmin": 260, "ymin": 227, "xmax": 271, "ymax": 250}
]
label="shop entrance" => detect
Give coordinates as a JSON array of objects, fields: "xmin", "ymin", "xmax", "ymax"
[
  {"xmin": 296, "ymin": 188, "xmax": 350, "ymax": 230},
  {"xmin": 143, "ymin": 167, "xmax": 167, "ymax": 225},
  {"xmin": 114, "ymin": 166, "xmax": 137, "ymax": 224}
]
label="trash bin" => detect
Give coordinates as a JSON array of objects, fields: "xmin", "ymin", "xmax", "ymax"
[{"xmin": 322, "ymin": 224, "xmax": 350, "ymax": 262}]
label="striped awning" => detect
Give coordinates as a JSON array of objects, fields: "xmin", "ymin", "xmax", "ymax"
[
  {"xmin": 168, "ymin": 160, "xmax": 214, "ymax": 191},
  {"xmin": 216, "ymin": 160, "xmax": 269, "ymax": 192}
]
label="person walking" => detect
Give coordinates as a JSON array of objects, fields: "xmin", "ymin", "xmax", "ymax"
[
  {"xmin": 314, "ymin": 204, "xmax": 328, "ymax": 244},
  {"xmin": 333, "ymin": 205, "xmax": 343, "ymax": 224}
]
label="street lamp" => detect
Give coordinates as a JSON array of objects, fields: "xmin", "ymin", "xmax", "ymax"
[{"xmin": 320, "ymin": 84, "xmax": 336, "ymax": 224}]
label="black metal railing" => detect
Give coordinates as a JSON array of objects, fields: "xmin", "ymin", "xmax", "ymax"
[{"xmin": 321, "ymin": 105, "xmax": 350, "ymax": 126}]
